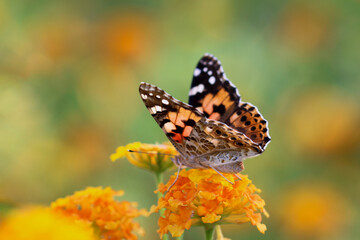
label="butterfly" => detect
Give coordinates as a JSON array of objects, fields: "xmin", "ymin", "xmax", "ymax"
[{"xmin": 139, "ymin": 53, "xmax": 270, "ymax": 177}]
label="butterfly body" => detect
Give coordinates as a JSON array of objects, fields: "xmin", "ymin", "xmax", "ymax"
[{"xmin": 139, "ymin": 54, "xmax": 270, "ymax": 174}]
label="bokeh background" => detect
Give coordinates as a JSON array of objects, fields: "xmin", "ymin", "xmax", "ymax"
[{"xmin": 0, "ymin": 0, "xmax": 359, "ymax": 239}]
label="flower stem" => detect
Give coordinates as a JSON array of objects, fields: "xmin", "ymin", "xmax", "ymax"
[
  {"xmin": 155, "ymin": 172, "xmax": 169, "ymax": 240},
  {"xmin": 205, "ymin": 225, "xmax": 215, "ymax": 240},
  {"xmin": 155, "ymin": 172, "xmax": 164, "ymax": 200}
]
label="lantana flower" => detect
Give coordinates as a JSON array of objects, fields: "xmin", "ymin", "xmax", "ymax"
[
  {"xmin": 153, "ymin": 169, "xmax": 269, "ymax": 238},
  {"xmin": 111, "ymin": 142, "xmax": 178, "ymax": 173},
  {"xmin": 0, "ymin": 206, "xmax": 96, "ymax": 240},
  {"xmin": 51, "ymin": 186, "xmax": 146, "ymax": 240}
]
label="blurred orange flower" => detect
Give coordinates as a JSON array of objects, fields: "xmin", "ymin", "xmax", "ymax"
[
  {"xmin": 0, "ymin": 206, "xmax": 96, "ymax": 240},
  {"xmin": 111, "ymin": 142, "xmax": 178, "ymax": 173},
  {"xmin": 279, "ymin": 3, "xmax": 332, "ymax": 54},
  {"xmin": 96, "ymin": 13, "xmax": 157, "ymax": 69},
  {"xmin": 153, "ymin": 169, "xmax": 269, "ymax": 238},
  {"xmin": 280, "ymin": 184, "xmax": 350, "ymax": 239},
  {"xmin": 288, "ymin": 88, "xmax": 359, "ymax": 156},
  {"xmin": 51, "ymin": 186, "xmax": 146, "ymax": 240}
]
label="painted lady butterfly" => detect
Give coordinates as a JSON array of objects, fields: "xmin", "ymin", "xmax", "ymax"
[{"xmin": 139, "ymin": 54, "xmax": 270, "ymax": 175}]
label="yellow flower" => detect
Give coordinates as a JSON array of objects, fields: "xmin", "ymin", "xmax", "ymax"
[
  {"xmin": 110, "ymin": 142, "xmax": 178, "ymax": 173},
  {"xmin": 0, "ymin": 206, "xmax": 96, "ymax": 240},
  {"xmin": 154, "ymin": 169, "xmax": 269, "ymax": 238},
  {"xmin": 51, "ymin": 186, "xmax": 146, "ymax": 240}
]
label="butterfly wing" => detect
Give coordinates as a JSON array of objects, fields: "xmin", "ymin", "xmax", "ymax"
[
  {"xmin": 188, "ymin": 53, "xmax": 271, "ymax": 150},
  {"xmin": 139, "ymin": 82, "xmax": 261, "ymax": 170},
  {"xmin": 189, "ymin": 53, "xmax": 240, "ymax": 120},
  {"xmin": 139, "ymin": 82, "xmax": 204, "ymax": 156}
]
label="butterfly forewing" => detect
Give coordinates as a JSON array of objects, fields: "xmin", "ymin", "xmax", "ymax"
[
  {"xmin": 188, "ymin": 54, "xmax": 240, "ymax": 121},
  {"xmin": 139, "ymin": 82, "xmax": 204, "ymax": 155},
  {"xmin": 189, "ymin": 53, "xmax": 271, "ymax": 150}
]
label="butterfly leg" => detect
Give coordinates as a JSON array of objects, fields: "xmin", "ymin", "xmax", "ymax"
[
  {"xmin": 234, "ymin": 174, "xmax": 242, "ymax": 181},
  {"xmin": 209, "ymin": 165, "xmax": 234, "ymax": 184},
  {"xmin": 167, "ymin": 157, "xmax": 182, "ymax": 192}
]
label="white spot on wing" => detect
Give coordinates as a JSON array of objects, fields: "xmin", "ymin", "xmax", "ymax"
[
  {"xmin": 162, "ymin": 99, "xmax": 169, "ymax": 105},
  {"xmin": 208, "ymin": 70, "xmax": 212, "ymax": 75},
  {"xmin": 189, "ymin": 84, "xmax": 205, "ymax": 96},
  {"xmin": 209, "ymin": 76, "xmax": 216, "ymax": 85},
  {"xmin": 205, "ymin": 127, "xmax": 212, "ymax": 133},
  {"xmin": 156, "ymin": 95, "xmax": 160, "ymax": 99},
  {"xmin": 155, "ymin": 105, "xmax": 162, "ymax": 112},
  {"xmin": 164, "ymin": 122, "xmax": 176, "ymax": 132},
  {"xmin": 141, "ymin": 94, "xmax": 147, "ymax": 99},
  {"xmin": 194, "ymin": 68, "xmax": 201, "ymax": 77},
  {"xmin": 149, "ymin": 92, "xmax": 153, "ymax": 96},
  {"xmin": 203, "ymin": 67, "xmax": 208, "ymax": 72}
]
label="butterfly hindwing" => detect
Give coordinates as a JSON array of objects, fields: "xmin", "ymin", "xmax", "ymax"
[{"xmin": 225, "ymin": 102, "xmax": 271, "ymax": 149}]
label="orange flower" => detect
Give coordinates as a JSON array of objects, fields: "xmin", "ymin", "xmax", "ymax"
[
  {"xmin": 280, "ymin": 184, "xmax": 349, "ymax": 239},
  {"xmin": 51, "ymin": 186, "xmax": 146, "ymax": 240},
  {"xmin": 279, "ymin": 3, "xmax": 331, "ymax": 54},
  {"xmin": 0, "ymin": 206, "xmax": 95, "ymax": 240},
  {"xmin": 287, "ymin": 88, "xmax": 359, "ymax": 156},
  {"xmin": 111, "ymin": 142, "xmax": 178, "ymax": 173},
  {"xmin": 154, "ymin": 169, "xmax": 269, "ymax": 238}
]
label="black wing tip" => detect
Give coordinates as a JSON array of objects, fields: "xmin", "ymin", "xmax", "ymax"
[
  {"xmin": 201, "ymin": 53, "xmax": 219, "ymax": 62},
  {"xmin": 139, "ymin": 82, "xmax": 148, "ymax": 91},
  {"xmin": 139, "ymin": 82, "xmax": 162, "ymax": 93}
]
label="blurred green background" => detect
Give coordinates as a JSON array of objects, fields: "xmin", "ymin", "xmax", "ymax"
[{"xmin": 0, "ymin": 0, "xmax": 359, "ymax": 239}]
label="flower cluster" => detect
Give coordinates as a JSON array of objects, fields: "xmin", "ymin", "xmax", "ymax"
[
  {"xmin": 110, "ymin": 142, "xmax": 178, "ymax": 173},
  {"xmin": 154, "ymin": 169, "xmax": 269, "ymax": 238},
  {"xmin": 0, "ymin": 206, "xmax": 96, "ymax": 240},
  {"xmin": 51, "ymin": 186, "xmax": 146, "ymax": 240}
]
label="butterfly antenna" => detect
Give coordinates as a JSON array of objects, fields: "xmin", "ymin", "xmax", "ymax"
[
  {"xmin": 127, "ymin": 149, "xmax": 177, "ymax": 157},
  {"xmin": 209, "ymin": 165, "xmax": 234, "ymax": 185},
  {"xmin": 167, "ymin": 157, "xmax": 182, "ymax": 192}
]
